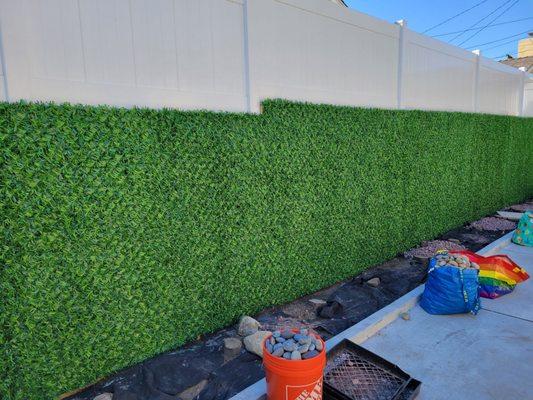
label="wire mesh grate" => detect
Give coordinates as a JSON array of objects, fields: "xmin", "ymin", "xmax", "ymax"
[{"xmin": 324, "ymin": 351, "xmax": 406, "ymax": 400}]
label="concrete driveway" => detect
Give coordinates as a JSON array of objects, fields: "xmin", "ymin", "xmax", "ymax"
[
  {"xmin": 362, "ymin": 240, "xmax": 533, "ymax": 400},
  {"xmin": 231, "ymin": 233, "xmax": 532, "ymax": 400}
]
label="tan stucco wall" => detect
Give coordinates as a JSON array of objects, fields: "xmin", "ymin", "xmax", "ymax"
[{"xmin": 518, "ymin": 38, "xmax": 533, "ymax": 58}]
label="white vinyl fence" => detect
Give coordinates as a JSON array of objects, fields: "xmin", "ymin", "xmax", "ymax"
[
  {"xmin": 525, "ymin": 82, "xmax": 533, "ymax": 116},
  {"xmin": 0, "ymin": 0, "xmax": 531, "ymax": 116}
]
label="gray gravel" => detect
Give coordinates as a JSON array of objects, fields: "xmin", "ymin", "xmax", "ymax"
[
  {"xmin": 405, "ymin": 240, "xmax": 466, "ymax": 259},
  {"xmin": 468, "ymin": 217, "xmax": 516, "ymax": 231},
  {"xmin": 510, "ymin": 203, "xmax": 533, "ymax": 212}
]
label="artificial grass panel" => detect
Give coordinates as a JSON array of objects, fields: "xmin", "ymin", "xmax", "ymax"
[{"xmin": 1, "ymin": 100, "xmax": 531, "ymax": 399}]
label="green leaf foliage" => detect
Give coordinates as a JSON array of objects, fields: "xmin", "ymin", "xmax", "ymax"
[{"xmin": 1, "ymin": 100, "xmax": 531, "ymax": 399}]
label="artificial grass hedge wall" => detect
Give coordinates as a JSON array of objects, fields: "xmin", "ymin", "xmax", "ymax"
[{"xmin": 1, "ymin": 100, "xmax": 531, "ymax": 399}]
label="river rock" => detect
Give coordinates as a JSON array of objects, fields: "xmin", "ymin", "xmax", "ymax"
[
  {"xmin": 238, "ymin": 316, "xmax": 261, "ymax": 337},
  {"xmin": 291, "ymin": 350, "xmax": 302, "ymax": 360},
  {"xmin": 272, "ymin": 346, "xmax": 284, "ymax": 357},
  {"xmin": 224, "ymin": 337, "xmax": 242, "ymax": 352},
  {"xmin": 243, "ymin": 331, "xmax": 271, "ymax": 357},
  {"xmin": 297, "ymin": 335, "xmax": 311, "ymax": 345},
  {"xmin": 281, "ymin": 329, "xmax": 295, "ymax": 339},
  {"xmin": 266, "ymin": 328, "xmax": 323, "ymax": 360},
  {"xmin": 178, "ymin": 379, "xmax": 208, "ymax": 400},
  {"xmin": 366, "ymin": 277, "xmax": 381, "ymax": 287},
  {"xmin": 283, "ymin": 339, "xmax": 298, "ymax": 352},
  {"xmin": 319, "ymin": 301, "xmax": 343, "ymax": 318},
  {"xmin": 297, "ymin": 343, "xmax": 310, "ymax": 353},
  {"xmin": 302, "ymin": 350, "xmax": 319, "ymax": 360},
  {"xmin": 266, "ymin": 341, "xmax": 273, "ymax": 354}
]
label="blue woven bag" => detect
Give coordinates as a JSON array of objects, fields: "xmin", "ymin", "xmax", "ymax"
[{"xmin": 420, "ymin": 256, "xmax": 480, "ymax": 315}]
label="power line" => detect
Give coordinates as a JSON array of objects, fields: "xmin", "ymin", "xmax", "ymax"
[
  {"xmin": 457, "ymin": 0, "xmax": 521, "ymax": 46},
  {"xmin": 492, "ymin": 52, "xmax": 517, "ymax": 59},
  {"xmin": 465, "ymin": 29, "xmax": 532, "ymax": 49},
  {"xmin": 422, "ymin": 0, "xmax": 490, "ymax": 34},
  {"xmin": 432, "ymin": 17, "xmax": 533, "ymax": 37},
  {"xmin": 481, "ymin": 35, "xmax": 527, "ymax": 51},
  {"xmin": 448, "ymin": 0, "xmax": 516, "ymax": 43}
]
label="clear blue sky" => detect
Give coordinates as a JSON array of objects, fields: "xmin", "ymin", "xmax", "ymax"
[{"xmin": 344, "ymin": 0, "xmax": 533, "ymax": 60}]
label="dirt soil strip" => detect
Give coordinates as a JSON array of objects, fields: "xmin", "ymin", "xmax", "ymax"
[{"xmin": 66, "ymin": 202, "xmax": 528, "ymax": 400}]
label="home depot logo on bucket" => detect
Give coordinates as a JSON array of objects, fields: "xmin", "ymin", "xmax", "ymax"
[{"xmin": 286, "ymin": 379, "xmax": 322, "ymax": 400}]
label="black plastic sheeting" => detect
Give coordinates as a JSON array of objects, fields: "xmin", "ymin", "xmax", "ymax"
[
  {"xmin": 316, "ymin": 257, "xmax": 426, "ymax": 336},
  {"xmin": 68, "ymin": 224, "xmax": 513, "ymax": 400},
  {"xmin": 69, "ymin": 258, "xmax": 427, "ymax": 400}
]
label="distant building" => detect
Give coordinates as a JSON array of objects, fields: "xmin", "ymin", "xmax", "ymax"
[
  {"xmin": 501, "ymin": 56, "xmax": 533, "ymax": 74},
  {"xmin": 518, "ymin": 36, "xmax": 533, "ymax": 58},
  {"xmin": 500, "ymin": 33, "xmax": 533, "ymax": 73}
]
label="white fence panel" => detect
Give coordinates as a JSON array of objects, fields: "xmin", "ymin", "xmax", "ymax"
[
  {"xmin": 0, "ymin": 0, "xmax": 530, "ymax": 116},
  {"xmin": 477, "ymin": 59, "xmax": 523, "ymax": 116},
  {"xmin": 247, "ymin": 0, "xmax": 399, "ymax": 111},
  {"xmin": 403, "ymin": 31, "xmax": 477, "ymax": 113},
  {"xmin": 524, "ymin": 80, "xmax": 533, "ymax": 117},
  {"xmin": 0, "ymin": 37, "xmax": 5, "ymax": 101},
  {"xmin": 0, "ymin": 0, "xmax": 247, "ymax": 111}
]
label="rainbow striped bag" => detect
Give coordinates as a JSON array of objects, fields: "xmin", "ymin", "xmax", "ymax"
[{"xmin": 452, "ymin": 250, "xmax": 529, "ymax": 299}]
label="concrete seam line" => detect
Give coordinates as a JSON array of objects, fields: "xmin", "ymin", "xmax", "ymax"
[{"xmin": 482, "ymin": 308, "xmax": 533, "ymax": 323}]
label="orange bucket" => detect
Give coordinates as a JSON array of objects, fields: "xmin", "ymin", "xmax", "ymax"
[{"xmin": 262, "ymin": 332, "xmax": 326, "ymax": 400}]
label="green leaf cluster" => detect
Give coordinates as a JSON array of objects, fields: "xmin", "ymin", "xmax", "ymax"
[{"xmin": 1, "ymin": 100, "xmax": 531, "ymax": 399}]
